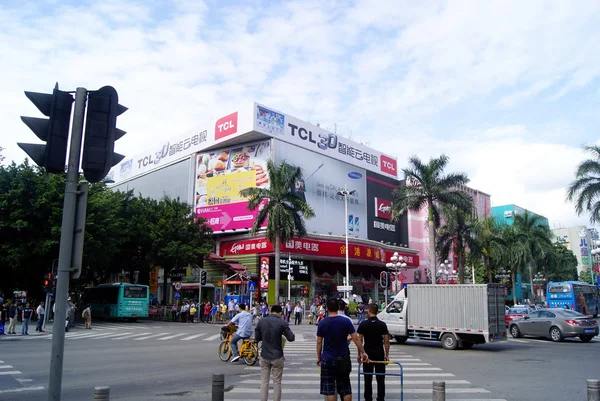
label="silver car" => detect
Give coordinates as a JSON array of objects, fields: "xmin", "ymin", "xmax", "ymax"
[{"xmin": 509, "ymin": 308, "xmax": 599, "ymax": 342}]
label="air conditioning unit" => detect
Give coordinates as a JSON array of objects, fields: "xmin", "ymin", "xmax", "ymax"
[{"xmin": 504, "ymin": 211, "xmax": 513, "ymax": 218}]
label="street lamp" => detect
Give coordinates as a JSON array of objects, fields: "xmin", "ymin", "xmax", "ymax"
[
  {"xmin": 533, "ymin": 272, "xmax": 547, "ymax": 304},
  {"xmin": 589, "ymin": 239, "xmax": 600, "ymax": 285},
  {"xmin": 337, "ymin": 185, "xmax": 356, "ymax": 301},
  {"xmin": 495, "ymin": 268, "xmax": 511, "ymax": 282},
  {"xmin": 437, "ymin": 260, "xmax": 457, "ymax": 284},
  {"xmin": 386, "ymin": 252, "xmax": 407, "ymax": 293}
]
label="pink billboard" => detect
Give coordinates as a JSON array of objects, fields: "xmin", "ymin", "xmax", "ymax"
[{"xmin": 194, "ymin": 140, "xmax": 270, "ymax": 231}]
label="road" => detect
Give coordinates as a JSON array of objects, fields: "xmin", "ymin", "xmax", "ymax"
[{"xmin": 0, "ymin": 318, "xmax": 598, "ymax": 400}]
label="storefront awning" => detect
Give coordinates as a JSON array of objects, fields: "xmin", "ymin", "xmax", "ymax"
[{"xmin": 207, "ymin": 253, "xmax": 247, "ymax": 273}]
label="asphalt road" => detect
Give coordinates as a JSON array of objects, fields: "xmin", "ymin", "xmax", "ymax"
[{"xmin": 0, "ymin": 318, "xmax": 598, "ymax": 401}]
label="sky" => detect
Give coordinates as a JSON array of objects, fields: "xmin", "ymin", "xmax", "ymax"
[{"xmin": 1, "ymin": 0, "xmax": 600, "ymax": 229}]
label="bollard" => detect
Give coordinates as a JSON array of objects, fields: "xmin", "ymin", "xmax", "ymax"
[
  {"xmin": 212, "ymin": 374, "xmax": 225, "ymax": 401},
  {"xmin": 589, "ymin": 379, "xmax": 600, "ymax": 401},
  {"xmin": 93, "ymin": 386, "xmax": 110, "ymax": 400},
  {"xmin": 432, "ymin": 380, "xmax": 445, "ymax": 401}
]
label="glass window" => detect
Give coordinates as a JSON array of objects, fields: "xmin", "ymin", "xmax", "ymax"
[
  {"xmin": 542, "ymin": 311, "xmax": 556, "ymax": 318},
  {"xmin": 527, "ymin": 311, "xmax": 542, "ymax": 318},
  {"xmin": 123, "ymin": 286, "xmax": 148, "ymax": 299},
  {"xmin": 548, "ymin": 285, "xmax": 571, "ymax": 293},
  {"xmin": 508, "ymin": 308, "xmax": 530, "ymax": 314},
  {"xmin": 387, "ymin": 301, "xmax": 404, "ymax": 314},
  {"xmin": 558, "ymin": 309, "xmax": 584, "ymax": 317}
]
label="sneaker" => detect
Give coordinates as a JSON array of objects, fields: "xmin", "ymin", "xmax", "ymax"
[{"xmin": 231, "ymin": 356, "xmax": 240, "ymax": 363}]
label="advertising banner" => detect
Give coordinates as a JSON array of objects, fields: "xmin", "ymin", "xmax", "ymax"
[
  {"xmin": 253, "ymin": 102, "xmax": 398, "ymax": 179},
  {"xmin": 220, "ymin": 236, "xmax": 419, "ymax": 267},
  {"xmin": 194, "ymin": 140, "xmax": 271, "ymax": 231},
  {"xmin": 268, "ymin": 257, "xmax": 311, "ymax": 282},
  {"xmin": 366, "ymin": 171, "xmax": 408, "ymax": 245},
  {"xmin": 274, "ymin": 141, "xmax": 368, "ymax": 239}
]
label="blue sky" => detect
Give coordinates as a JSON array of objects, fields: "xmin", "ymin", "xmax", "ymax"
[{"xmin": 1, "ymin": 0, "xmax": 600, "ymax": 228}]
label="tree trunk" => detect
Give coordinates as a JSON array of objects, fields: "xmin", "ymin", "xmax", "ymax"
[
  {"xmin": 485, "ymin": 256, "xmax": 492, "ymax": 283},
  {"xmin": 274, "ymin": 234, "xmax": 281, "ymax": 304},
  {"xmin": 428, "ymin": 212, "xmax": 436, "ymax": 284},
  {"xmin": 511, "ymin": 269, "xmax": 517, "ymax": 305},
  {"xmin": 162, "ymin": 267, "xmax": 170, "ymax": 305},
  {"xmin": 457, "ymin": 240, "xmax": 464, "ymax": 284},
  {"xmin": 528, "ymin": 264, "xmax": 534, "ymax": 304}
]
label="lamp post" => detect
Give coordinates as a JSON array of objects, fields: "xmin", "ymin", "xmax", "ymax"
[
  {"xmin": 589, "ymin": 239, "xmax": 600, "ymax": 286},
  {"xmin": 495, "ymin": 268, "xmax": 511, "ymax": 282},
  {"xmin": 386, "ymin": 252, "xmax": 407, "ymax": 294},
  {"xmin": 437, "ymin": 260, "xmax": 457, "ymax": 284},
  {"xmin": 337, "ymin": 185, "xmax": 356, "ymax": 301},
  {"xmin": 287, "ymin": 252, "xmax": 293, "ymax": 302},
  {"xmin": 533, "ymin": 272, "xmax": 546, "ymax": 305}
]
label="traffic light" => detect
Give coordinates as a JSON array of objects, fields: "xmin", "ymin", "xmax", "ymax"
[
  {"xmin": 18, "ymin": 83, "xmax": 74, "ymax": 173},
  {"xmin": 200, "ymin": 270, "xmax": 207, "ymax": 286},
  {"xmin": 42, "ymin": 273, "xmax": 52, "ymax": 291},
  {"xmin": 82, "ymin": 85, "xmax": 127, "ymax": 183},
  {"xmin": 379, "ymin": 271, "xmax": 388, "ymax": 288}
]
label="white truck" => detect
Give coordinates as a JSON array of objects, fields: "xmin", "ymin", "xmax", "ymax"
[{"xmin": 378, "ymin": 284, "xmax": 507, "ymax": 350}]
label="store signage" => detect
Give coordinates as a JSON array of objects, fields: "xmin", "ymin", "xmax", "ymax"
[
  {"xmin": 215, "ymin": 112, "xmax": 238, "ymax": 140},
  {"xmin": 374, "ymin": 220, "xmax": 396, "ymax": 232},
  {"xmin": 348, "ymin": 172, "xmax": 363, "ymax": 179},
  {"xmin": 380, "ymin": 155, "xmax": 397, "ymax": 176},
  {"xmin": 279, "ymin": 258, "xmax": 309, "ymax": 275},
  {"xmin": 375, "ymin": 198, "xmax": 392, "ymax": 220},
  {"xmin": 220, "ymin": 236, "xmax": 419, "ymax": 266}
]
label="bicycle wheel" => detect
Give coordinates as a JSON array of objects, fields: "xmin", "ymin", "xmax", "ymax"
[
  {"xmin": 243, "ymin": 343, "xmax": 259, "ymax": 366},
  {"xmin": 218, "ymin": 341, "xmax": 231, "ymax": 362}
]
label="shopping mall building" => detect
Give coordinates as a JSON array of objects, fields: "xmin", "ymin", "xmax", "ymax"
[{"xmin": 109, "ymin": 102, "xmax": 420, "ymax": 305}]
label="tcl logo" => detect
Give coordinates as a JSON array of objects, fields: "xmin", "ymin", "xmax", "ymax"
[
  {"xmin": 215, "ymin": 112, "xmax": 238, "ymax": 140},
  {"xmin": 380, "ymin": 155, "xmax": 397, "ymax": 176},
  {"xmin": 375, "ymin": 198, "xmax": 392, "ymax": 220}
]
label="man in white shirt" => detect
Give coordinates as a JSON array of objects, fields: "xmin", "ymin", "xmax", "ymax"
[
  {"xmin": 226, "ymin": 303, "xmax": 254, "ymax": 363},
  {"xmin": 228, "ymin": 299, "xmax": 235, "ymax": 320},
  {"xmin": 35, "ymin": 302, "xmax": 45, "ymax": 333}
]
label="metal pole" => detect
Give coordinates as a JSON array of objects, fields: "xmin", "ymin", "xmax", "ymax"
[
  {"xmin": 344, "ymin": 186, "xmax": 350, "ymax": 301},
  {"xmin": 93, "ymin": 386, "xmax": 110, "ymax": 400},
  {"xmin": 212, "ymin": 374, "xmax": 224, "ymax": 401},
  {"xmin": 48, "ymin": 87, "xmax": 87, "ymax": 401},
  {"xmin": 589, "ymin": 379, "xmax": 600, "ymax": 401},
  {"xmin": 432, "ymin": 380, "xmax": 446, "ymax": 401},
  {"xmin": 43, "ymin": 292, "xmax": 51, "ymax": 330},
  {"xmin": 198, "ymin": 271, "xmax": 202, "ymax": 322},
  {"xmin": 287, "ymin": 252, "xmax": 291, "ymax": 302}
]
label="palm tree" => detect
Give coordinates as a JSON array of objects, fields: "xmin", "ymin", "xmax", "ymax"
[
  {"xmin": 239, "ymin": 160, "xmax": 315, "ymax": 303},
  {"xmin": 498, "ymin": 225, "xmax": 527, "ymax": 304},
  {"xmin": 567, "ymin": 145, "xmax": 600, "ymax": 223},
  {"xmin": 437, "ymin": 206, "xmax": 477, "ymax": 283},
  {"xmin": 470, "ymin": 216, "xmax": 505, "ymax": 283},
  {"xmin": 513, "ymin": 211, "xmax": 553, "ymax": 302},
  {"xmin": 392, "ymin": 155, "xmax": 472, "ymax": 281}
]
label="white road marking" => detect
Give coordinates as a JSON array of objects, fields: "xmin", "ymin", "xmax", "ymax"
[
  {"xmin": 134, "ymin": 333, "xmax": 171, "ymax": 340},
  {"xmin": 110, "ymin": 332, "xmax": 152, "ymax": 340},
  {"xmin": 204, "ymin": 334, "xmax": 221, "ymax": 341},
  {"xmin": 0, "ymin": 371, "xmax": 22, "ymax": 375},
  {"xmin": 181, "ymin": 333, "xmax": 207, "ymax": 341},
  {"xmin": 157, "ymin": 333, "xmax": 188, "ymax": 340},
  {"xmin": 0, "ymin": 386, "xmax": 45, "ymax": 394}
]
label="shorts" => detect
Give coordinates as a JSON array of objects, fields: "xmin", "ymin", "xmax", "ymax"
[{"xmin": 320, "ymin": 358, "xmax": 352, "ymax": 396}]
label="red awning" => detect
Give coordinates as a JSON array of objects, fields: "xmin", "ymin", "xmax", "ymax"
[
  {"xmin": 207, "ymin": 252, "xmax": 246, "ymax": 273},
  {"xmin": 228, "ymin": 263, "xmax": 246, "ymax": 272}
]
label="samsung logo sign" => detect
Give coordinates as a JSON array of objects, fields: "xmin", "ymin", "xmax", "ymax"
[{"xmin": 348, "ymin": 172, "xmax": 363, "ymax": 179}]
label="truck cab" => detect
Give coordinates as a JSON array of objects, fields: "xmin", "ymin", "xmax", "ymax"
[{"xmin": 378, "ymin": 289, "xmax": 408, "ymax": 342}]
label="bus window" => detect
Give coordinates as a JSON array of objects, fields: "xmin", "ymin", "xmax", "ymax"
[
  {"xmin": 123, "ymin": 286, "xmax": 148, "ymax": 299},
  {"xmin": 548, "ymin": 285, "xmax": 570, "ymax": 293}
]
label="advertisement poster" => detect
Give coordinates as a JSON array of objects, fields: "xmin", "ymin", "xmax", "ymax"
[
  {"xmin": 366, "ymin": 171, "xmax": 408, "ymax": 245},
  {"xmin": 260, "ymin": 257, "xmax": 269, "ymax": 290},
  {"xmin": 274, "ymin": 141, "xmax": 368, "ymax": 239},
  {"xmin": 194, "ymin": 140, "xmax": 271, "ymax": 231}
]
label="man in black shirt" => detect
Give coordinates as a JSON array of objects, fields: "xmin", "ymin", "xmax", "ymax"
[{"xmin": 357, "ymin": 303, "xmax": 390, "ymax": 401}]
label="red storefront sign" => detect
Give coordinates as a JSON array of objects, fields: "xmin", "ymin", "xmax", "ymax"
[{"xmin": 220, "ymin": 237, "xmax": 419, "ymax": 267}]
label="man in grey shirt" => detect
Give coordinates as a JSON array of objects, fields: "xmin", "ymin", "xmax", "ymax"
[{"xmin": 254, "ymin": 304, "xmax": 296, "ymax": 401}]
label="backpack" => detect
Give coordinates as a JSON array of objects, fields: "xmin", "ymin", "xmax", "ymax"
[{"xmin": 82, "ymin": 309, "xmax": 88, "ymax": 318}]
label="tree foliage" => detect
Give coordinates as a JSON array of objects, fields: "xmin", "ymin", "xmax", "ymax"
[
  {"xmin": 437, "ymin": 206, "xmax": 477, "ymax": 283},
  {"xmin": 567, "ymin": 145, "xmax": 600, "ymax": 223}
]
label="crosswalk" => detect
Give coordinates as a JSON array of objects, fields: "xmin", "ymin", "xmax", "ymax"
[
  {"xmin": 225, "ymin": 342, "xmax": 507, "ymax": 401},
  {"xmin": 0, "ymin": 360, "xmax": 44, "ymax": 396}
]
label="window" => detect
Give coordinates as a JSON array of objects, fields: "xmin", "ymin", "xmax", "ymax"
[
  {"xmin": 542, "ymin": 311, "xmax": 556, "ymax": 318},
  {"xmin": 527, "ymin": 311, "xmax": 542, "ymax": 319},
  {"xmin": 386, "ymin": 301, "xmax": 404, "ymax": 314},
  {"xmin": 123, "ymin": 286, "xmax": 148, "ymax": 299},
  {"xmin": 548, "ymin": 285, "xmax": 571, "ymax": 293}
]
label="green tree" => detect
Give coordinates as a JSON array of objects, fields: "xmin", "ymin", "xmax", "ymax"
[
  {"xmin": 498, "ymin": 225, "xmax": 528, "ymax": 304},
  {"xmin": 470, "ymin": 216, "xmax": 505, "ymax": 282},
  {"xmin": 567, "ymin": 145, "xmax": 600, "ymax": 223},
  {"xmin": 240, "ymin": 160, "xmax": 315, "ymax": 302},
  {"xmin": 579, "ymin": 269, "xmax": 593, "ymax": 284},
  {"xmin": 513, "ymin": 211, "xmax": 553, "ymax": 301},
  {"xmin": 545, "ymin": 243, "xmax": 578, "ymax": 282},
  {"xmin": 0, "ymin": 147, "xmax": 5, "ymax": 164},
  {"xmin": 437, "ymin": 207, "xmax": 477, "ymax": 283},
  {"xmin": 392, "ymin": 155, "xmax": 472, "ymax": 281}
]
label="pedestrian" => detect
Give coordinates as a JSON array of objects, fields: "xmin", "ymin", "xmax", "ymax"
[
  {"xmin": 357, "ymin": 303, "xmax": 390, "ymax": 401},
  {"xmin": 357, "ymin": 302, "xmax": 365, "ymax": 325},
  {"xmin": 82, "ymin": 304, "xmax": 92, "ymax": 329},
  {"xmin": 7, "ymin": 301, "xmax": 18, "ymax": 334},
  {"xmin": 316, "ymin": 297, "xmax": 368, "ymax": 401},
  {"xmin": 189, "ymin": 304, "xmax": 197, "ymax": 323},
  {"xmin": 35, "ymin": 301, "xmax": 45, "ymax": 333},
  {"xmin": 225, "ymin": 303, "xmax": 253, "ymax": 363},
  {"xmin": 294, "ymin": 302, "xmax": 302, "ymax": 325},
  {"xmin": 21, "ymin": 303, "xmax": 34, "ymax": 335},
  {"xmin": 67, "ymin": 298, "xmax": 75, "ymax": 328},
  {"xmin": 0, "ymin": 301, "xmax": 8, "ymax": 335},
  {"xmin": 204, "ymin": 302, "xmax": 211, "ymax": 323},
  {"xmin": 211, "ymin": 302, "xmax": 218, "ymax": 322},
  {"xmin": 220, "ymin": 301, "xmax": 227, "ymax": 322},
  {"xmin": 254, "ymin": 304, "xmax": 296, "ymax": 401},
  {"xmin": 228, "ymin": 299, "xmax": 235, "ymax": 320},
  {"xmin": 317, "ymin": 304, "xmax": 325, "ymax": 323},
  {"xmin": 171, "ymin": 304, "xmax": 178, "ymax": 322},
  {"xmin": 285, "ymin": 301, "xmax": 292, "ymax": 322}
]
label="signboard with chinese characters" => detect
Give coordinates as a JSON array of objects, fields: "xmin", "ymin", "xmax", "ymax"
[
  {"xmin": 366, "ymin": 171, "xmax": 408, "ymax": 245},
  {"xmin": 273, "ymin": 140, "xmax": 368, "ymax": 239},
  {"xmin": 194, "ymin": 140, "xmax": 271, "ymax": 231},
  {"xmin": 268, "ymin": 257, "xmax": 310, "ymax": 281},
  {"xmin": 253, "ymin": 103, "xmax": 398, "ymax": 179},
  {"xmin": 219, "ymin": 236, "xmax": 419, "ymax": 267}
]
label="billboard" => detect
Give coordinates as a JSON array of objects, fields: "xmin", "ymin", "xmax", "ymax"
[
  {"xmin": 366, "ymin": 171, "xmax": 408, "ymax": 245},
  {"xmin": 274, "ymin": 141, "xmax": 368, "ymax": 239},
  {"xmin": 253, "ymin": 102, "xmax": 398, "ymax": 179},
  {"xmin": 194, "ymin": 140, "xmax": 271, "ymax": 231}
]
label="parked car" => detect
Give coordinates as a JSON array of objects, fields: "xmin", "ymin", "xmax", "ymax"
[
  {"xmin": 509, "ymin": 308, "xmax": 599, "ymax": 342},
  {"xmin": 505, "ymin": 307, "xmax": 533, "ymax": 327}
]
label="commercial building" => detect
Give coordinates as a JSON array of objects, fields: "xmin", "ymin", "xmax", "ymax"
[
  {"xmin": 109, "ymin": 103, "xmax": 418, "ymax": 305},
  {"xmin": 552, "ymin": 226, "xmax": 596, "ymax": 277}
]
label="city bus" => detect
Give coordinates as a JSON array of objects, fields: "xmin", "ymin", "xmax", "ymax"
[
  {"xmin": 83, "ymin": 283, "xmax": 150, "ymax": 320},
  {"xmin": 546, "ymin": 281, "xmax": 599, "ymax": 317}
]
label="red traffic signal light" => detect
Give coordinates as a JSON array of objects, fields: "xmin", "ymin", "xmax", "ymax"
[{"xmin": 379, "ymin": 271, "xmax": 388, "ymax": 288}]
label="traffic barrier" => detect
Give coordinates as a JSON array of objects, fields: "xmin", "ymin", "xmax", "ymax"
[
  {"xmin": 212, "ymin": 374, "xmax": 224, "ymax": 401},
  {"xmin": 589, "ymin": 379, "xmax": 600, "ymax": 401},
  {"xmin": 93, "ymin": 386, "xmax": 110, "ymax": 400},
  {"xmin": 432, "ymin": 380, "xmax": 445, "ymax": 401}
]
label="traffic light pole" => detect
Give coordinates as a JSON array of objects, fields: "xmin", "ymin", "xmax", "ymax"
[{"xmin": 48, "ymin": 87, "xmax": 87, "ymax": 401}]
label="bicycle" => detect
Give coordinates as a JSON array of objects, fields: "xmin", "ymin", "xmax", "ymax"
[{"xmin": 218, "ymin": 326, "xmax": 259, "ymax": 366}]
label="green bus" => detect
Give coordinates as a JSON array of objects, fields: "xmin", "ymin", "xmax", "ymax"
[{"xmin": 83, "ymin": 283, "xmax": 150, "ymax": 320}]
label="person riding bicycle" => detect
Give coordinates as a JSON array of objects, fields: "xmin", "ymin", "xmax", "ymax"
[{"xmin": 224, "ymin": 303, "xmax": 253, "ymax": 363}]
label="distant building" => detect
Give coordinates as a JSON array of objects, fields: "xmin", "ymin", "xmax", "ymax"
[{"xmin": 552, "ymin": 226, "xmax": 593, "ymax": 276}]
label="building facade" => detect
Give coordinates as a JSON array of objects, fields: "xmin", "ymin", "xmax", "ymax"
[
  {"xmin": 109, "ymin": 102, "xmax": 418, "ymax": 305},
  {"xmin": 552, "ymin": 226, "xmax": 594, "ymax": 277}
]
